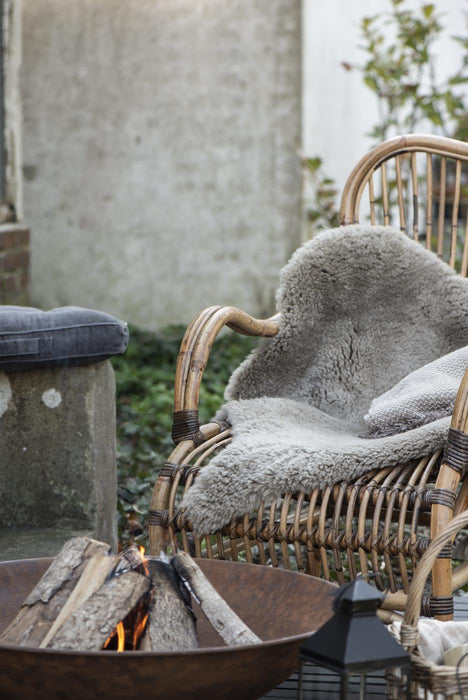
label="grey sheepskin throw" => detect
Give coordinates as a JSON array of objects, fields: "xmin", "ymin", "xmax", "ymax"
[{"xmin": 181, "ymin": 225, "xmax": 468, "ymax": 534}]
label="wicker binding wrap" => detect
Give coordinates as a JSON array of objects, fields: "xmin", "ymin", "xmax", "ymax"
[
  {"xmin": 387, "ymin": 509, "xmax": 468, "ymax": 698},
  {"xmin": 149, "ymin": 135, "xmax": 468, "ymax": 619}
]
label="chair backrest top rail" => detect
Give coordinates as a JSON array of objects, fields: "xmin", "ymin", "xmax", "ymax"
[{"xmin": 340, "ymin": 133, "xmax": 468, "ymax": 226}]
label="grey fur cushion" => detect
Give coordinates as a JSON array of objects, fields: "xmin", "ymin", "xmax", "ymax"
[
  {"xmin": 0, "ymin": 306, "xmax": 129, "ymax": 370},
  {"xmin": 181, "ymin": 225, "xmax": 468, "ymax": 534}
]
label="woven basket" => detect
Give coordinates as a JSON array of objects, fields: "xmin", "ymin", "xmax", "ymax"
[{"xmin": 387, "ymin": 510, "xmax": 468, "ymax": 699}]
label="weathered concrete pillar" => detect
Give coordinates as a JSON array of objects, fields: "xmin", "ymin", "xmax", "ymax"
[{"xmin": 0, "ymin": 361, "xmax": 117, "ymax": 559}]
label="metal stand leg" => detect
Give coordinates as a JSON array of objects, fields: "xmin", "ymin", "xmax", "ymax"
[
  {"xmin": 297, "ymin": 660, "xmax": 304, "ymax": 700},
  {"xmin": 340, "ymin": 674, "xmax": 349, "ymax": 700},
  {"xmin": 359, "ymin": 673, "xmax": 366, "ymax": 700}
]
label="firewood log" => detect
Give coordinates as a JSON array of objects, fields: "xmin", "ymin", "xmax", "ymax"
[
  {"xmin": 47, "ymin": 569, "xmax": 151, "ymax": 651},
  {"xmin": 172, "ymin": 552, "xmax": 261, "ymax": 646},
  {"xmin": 139, "ymin": 558, "xmax": 199, "ymax": 651},
  {"xmin": 112, "ymin": 544, "xmax": 145, "ymax": 575},
  {"xmin": 0, "ymin": 537, "xmax": 112, "ymax": 648},
  {"xmin": 39, "ymin": 547, "xmax": 120, "ymax": 648}
]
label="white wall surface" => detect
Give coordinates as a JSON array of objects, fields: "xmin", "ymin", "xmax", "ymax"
[
  {"xmin": 22, "ymin": 1, "xmax": 301, "ymax": 328},
  {"xmin": 302, "ymin": 0, "xmax": 467, "ymax": 226}
]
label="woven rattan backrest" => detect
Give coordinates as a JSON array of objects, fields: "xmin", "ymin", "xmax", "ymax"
[{"xmin": 339, "ymin": 134, "xmax": 468, "ymax": 275}]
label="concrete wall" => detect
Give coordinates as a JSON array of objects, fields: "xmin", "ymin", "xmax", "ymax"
[
  {"xmin": 0, "ymin": 361, "xmax": 117, "ymax": 559},
  {"xmin": 21, "ymin": 0, "xmax": 302, "ymax": 329}
]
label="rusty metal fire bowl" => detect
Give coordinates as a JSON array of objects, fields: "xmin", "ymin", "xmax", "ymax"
[{"xmin": 0, "ymin": 557, "xmax": 334, "ymax": 700}]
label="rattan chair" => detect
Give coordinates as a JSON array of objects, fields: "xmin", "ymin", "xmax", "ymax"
[{"xmin": 148, "ymin": 134, "xmax": 468, "ymax": 620}]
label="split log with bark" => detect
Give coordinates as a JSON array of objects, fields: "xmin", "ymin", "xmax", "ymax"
[
  {"xmin": 0, "ymin": 537, "xmax": 113, "ymax": 648},
  {"xmin": 172, "ymin": 552, "xmax": 261, "ymax": 646},
  {"xmin": 139, "ymin": 558, "xmax": 199, "ymax": 651}
]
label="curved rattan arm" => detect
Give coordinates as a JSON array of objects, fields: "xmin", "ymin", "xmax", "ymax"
[
  {"xmin": 400, "ymin": 508, "xmax": 468, "ymax": 649},
  {"xmin": 426, "ymin": 367, "xmax": 468, "ymax": 619},
  {"xmin": 339, "ymin": 134, "xmax": 468, "ymax": 226},
  {"xmin": 171, "ymin": 305, "xmax": 279, "ymax": 444},
  {"xmin": 452, "ymin": 367, "xmax": 468, "ymax": 435}
]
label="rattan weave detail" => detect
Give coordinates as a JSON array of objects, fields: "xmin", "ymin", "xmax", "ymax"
[
  {"xmin": 436, "ymin": 544, "xmax": 453, "ymax": 559},
  {"xmin": 421, "ymin": 593, "xmax": 454, "ymax": 618},
  {"xmin": 171, "ymin": 409, "xmax": 205, "ymax": 445},
  {"xmin": 444, "ymin": 428, "xmax": 468, "ymax": 472},
  {"xmin": 427, "ymin": 488, "xmax": 457, "ymax": 509},
  {"xmin": 159, "ymin": 462, "xmax": 180, "ymax": 479},
  {"xmin": 147, "ymin": 509, "xmax": 169, "ymax": 527},
  {"xmin": 158, "ymin": 462, "xmax": 200, "ymax": 485}
]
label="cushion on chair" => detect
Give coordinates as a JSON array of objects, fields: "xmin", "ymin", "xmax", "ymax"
[
  {"xmin": 364, "ymin": 345, "xmax": 468, "ymax": 437},
  {"xmin": 0, "ymin": 306, "xmax": 129, "ymax": 370}
]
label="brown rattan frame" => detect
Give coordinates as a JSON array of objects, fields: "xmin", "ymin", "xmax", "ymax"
[
  {"xmin": 149, "ymin": 134, "xmax": 468, "ymax": 619},
  {"xmin": 387, "ymin": 509, "xmax": 468, "ymax": 698}
]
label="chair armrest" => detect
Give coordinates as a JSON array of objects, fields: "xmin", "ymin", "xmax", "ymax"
[
  {"xmin": 451, "ymin": 366, "xmax": 468, "ymax": 434},
  {"xmin": 448, "ymin": 366, "xmax": 468, "ymax": 516},
  {"xmin": 171, "ymin": 305, "xmax": 280, "ymax": 444},
  {"xmin": 431, "ymin": 365, "xmax": 468, "ymax": 502},
  {"xmin": 444, "ymin": 365, "xmax": 468, "ymax": 480}
]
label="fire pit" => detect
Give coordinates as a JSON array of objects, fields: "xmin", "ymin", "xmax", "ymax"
[{"xmin": 0, "ymin": 556, "xmax": 335, "ymax": 700}]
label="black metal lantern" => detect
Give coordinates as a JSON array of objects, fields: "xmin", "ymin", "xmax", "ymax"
[{"xmin": 297, "ymin": 578, "xmax": 410, "ymax": 699}]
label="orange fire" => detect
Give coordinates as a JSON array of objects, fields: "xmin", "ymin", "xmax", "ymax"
[
  {"xmin": 139, "ymin": 545, "xmax": 150, "ymax": 577},
  {"xmin": 101, "ymin": 546, "xmax": 151, "ymax": 652},
  {"xmin": 133, "ymin": 612, "xmax": 149, "ymax": 649},
  {"xmin": 116, "ymin": 621, "xmax": 125, "ymax": 652}
]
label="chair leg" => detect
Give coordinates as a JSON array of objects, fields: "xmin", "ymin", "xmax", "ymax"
[
  {"xmin": 454, "ymin": 476, "xmax": 468, "ymax": 516},
  {"xmin": 430, "ymin": 463, "xmax": 461, "ymax": 620},
  {"xmin": 430, "ymin": 368, "xmax": 468, "ymax": 619}
]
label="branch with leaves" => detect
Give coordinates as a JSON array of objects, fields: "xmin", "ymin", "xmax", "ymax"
[{"xmin": 304, "ymin": 0, "xmax": 468, "ymax": 235}]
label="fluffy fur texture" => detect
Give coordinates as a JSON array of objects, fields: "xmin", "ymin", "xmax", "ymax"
[{"xmin": 181, "ymin": 225, "xmax": 468, "ymax": 534}]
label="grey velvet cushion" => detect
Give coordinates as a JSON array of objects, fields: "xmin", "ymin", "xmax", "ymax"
[{"xmin": 0, "ymin": 306, "xmax": 129, "ymax": 370}]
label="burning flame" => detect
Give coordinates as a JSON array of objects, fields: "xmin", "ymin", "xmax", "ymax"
[
  {"xmin": 133, "ymin": 612, "xmax": 149, "ymax": 649},
  {"xmin": 101, "ymin": 545, "xmax": 151, "ymax": 652},
  {"xmin": 139, "ymin": 545, "xmax": 150, "ymax": 577},
  {"xmin": 102, "ymin": 621, "xmax": 126, "ymax": 652},
  {"xmin": 116, "ymin": 622, "xmax": 125, "ymax": 652}
]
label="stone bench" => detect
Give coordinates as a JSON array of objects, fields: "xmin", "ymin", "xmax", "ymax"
[{"xmin": 0, "ymin": 306, "xmax": 128, "ymax": 559}]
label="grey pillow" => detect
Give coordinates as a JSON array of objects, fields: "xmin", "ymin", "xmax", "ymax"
[
  {"xmin": 364, "ymin": 345, "xmax": 468, "ymax": 437},
  {"xmin": 0, "ymin": 305, "xmax": 129, "ymax": 371}
]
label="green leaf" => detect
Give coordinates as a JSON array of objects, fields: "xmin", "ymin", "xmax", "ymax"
[
  {"xmin": 448, "ymin": 75, "xmax": 468, "ymax": 86},
  {"xmin": 422, "ymin": 4, "xmax": 434, "ymax": 19},
  {"xmin": 364, "ymin": 75, "xmax": 379, "ymax": 92},
  {"xmin": 304, "ymin": 156, "xmax": 322, "ymax": 172}
]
